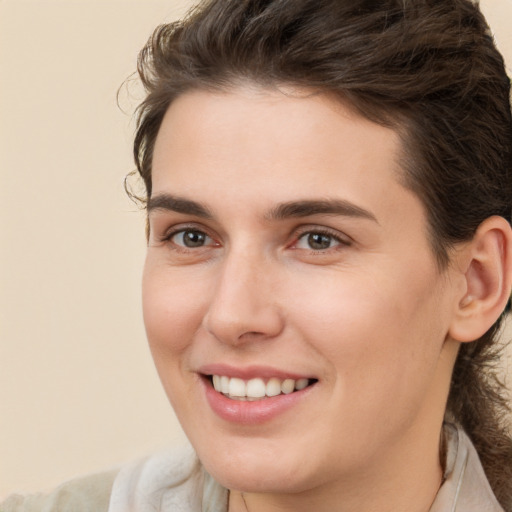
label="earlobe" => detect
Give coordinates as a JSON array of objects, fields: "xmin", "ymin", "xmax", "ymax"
[{"xmin": 449, "ymin": 216, "xmax": 512, "ymax": 343}]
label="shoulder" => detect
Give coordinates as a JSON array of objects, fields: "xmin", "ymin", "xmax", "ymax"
[
  {"xmin": 0, "ymin": 469, "xmax": 118, "ymax": 512},
  {"xmin": 109, "ymin": 443, "xmax": 207, "ymax": 512},
  {"xmin": 1, "ymin": 446, "xmax": 227, "ymax": 512}
]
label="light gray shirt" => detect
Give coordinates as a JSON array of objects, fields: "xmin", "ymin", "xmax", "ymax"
[{"xmin": 1, "ymin": 424, "xmax": 504, "ymax": 511}]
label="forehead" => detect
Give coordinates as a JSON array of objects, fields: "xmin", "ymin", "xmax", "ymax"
[{"xmin": 151, "ymin": 86, "xmax": 424, "ymax": 231}]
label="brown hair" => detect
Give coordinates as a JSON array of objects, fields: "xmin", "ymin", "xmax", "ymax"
[{"xmin": 133, "ymin": 0, "xmax": 512, "ymax": 508}]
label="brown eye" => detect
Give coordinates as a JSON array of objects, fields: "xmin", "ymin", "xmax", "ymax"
[
  {"xmin": 307, "ymin": 233, "xmax": 333, "ymax": 250},
  {"xmin": 296, "ymin": 231, "xmax": 340, "ymax": 250},
  {"xmin": 172, "ymin": 229, "xmax": 212, "ymax": 248}
]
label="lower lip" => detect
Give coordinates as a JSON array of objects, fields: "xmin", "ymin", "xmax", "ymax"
[{"xmin": 202, "ymin": 378, "xmax": 315, "ymax": 425}]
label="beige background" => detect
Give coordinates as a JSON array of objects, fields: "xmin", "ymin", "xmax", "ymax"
[{"xmin": 1, "ymin": 0, "xmax": 511, "ymax": 499}]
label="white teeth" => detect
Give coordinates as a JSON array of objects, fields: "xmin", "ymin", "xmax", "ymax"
[
  {"xmin": 220, "ymin": 376, "xmax": 230, "ymax": 394},
  {"xmin": 266, "ymin": 378, "xmax": 282, "ymax": 397},
  {"xmin": 229, "ymin": 377, "xmax": 246, "ymax": 397},
  {"xmin": 211, "ymin": 375, "xmax": 313, "ymax": 399},
  {"xmin": 295, "ymin": 378, "xmax": 309, "ymax": 390},
  {"xmin": 246, "ymin": 378, "xmax": 266, "ymax": 398},
  {"xmin": 281, "ymin": 379, "xmax": 295, "ymax": 394}
]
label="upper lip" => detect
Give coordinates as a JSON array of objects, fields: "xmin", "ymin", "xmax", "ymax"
[{"xmin": 197, "ymin": 363, "xmax": 315, "ymax": 381}]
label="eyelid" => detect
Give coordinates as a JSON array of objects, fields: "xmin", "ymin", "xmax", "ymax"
[
  {"xmin": 153, "ymin": 221, "xmax": 351, "ymax": 253},
  {"xmin": 291, "ymin": 225, "xmax": 353, "ymax": 248},
  {"xmin": 159, "ymin": 223, "xmax": 219, "ymax": 246}
]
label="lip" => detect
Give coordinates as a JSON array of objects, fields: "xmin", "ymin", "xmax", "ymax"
[
  {"xmin": 198, "ymin": 364, "xmax": 317, "ymax": 425},
  {"xmin": 198, "ymin": 363, "xmax": 313, "ymax": 381}
]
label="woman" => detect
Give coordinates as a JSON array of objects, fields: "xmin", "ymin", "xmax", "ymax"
[{"xmin": 3, "ymin": 0, "xmax": 511, "ymax": 511}]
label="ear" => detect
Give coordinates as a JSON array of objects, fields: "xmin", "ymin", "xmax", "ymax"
[{"xmin": 449, "ymin": 216, "xmax": 512, "ymax": 343}]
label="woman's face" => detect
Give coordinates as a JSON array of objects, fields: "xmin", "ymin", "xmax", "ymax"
[{"xmin": 143, "ymin": 87, "xmax": 461, "ymax": 494}]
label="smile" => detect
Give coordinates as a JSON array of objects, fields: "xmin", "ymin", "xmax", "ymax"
[
  {"xmin": 200, "ymin": 365, "xmax": 319, "ymax": 424},
  {"xmin": 211, "ymin": 375, "xmax": 313, "ymax": 400}
]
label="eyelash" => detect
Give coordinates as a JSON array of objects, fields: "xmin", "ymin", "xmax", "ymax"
[
  {"xmin": 292, "ymin": 227, "xmax": 352, "ymax": 252},
  {"xmin": 158, "ymin": 225, "xmax": 352, "ymax": 253},
  {"xmin": 160, "ymin": 225, "xmax": 217, "ymax": 250}
]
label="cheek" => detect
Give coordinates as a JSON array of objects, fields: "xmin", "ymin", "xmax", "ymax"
[
  {"xmin": 142, "ymin": 260, "xmax": 208, "ymax": 356},
  {"xmin": 141, "ymin": 262, "xmax": 210, "ymax": 419},
  {"xmin": 286, "ymin": 265, "xmax": 449, "ymax": 395}
]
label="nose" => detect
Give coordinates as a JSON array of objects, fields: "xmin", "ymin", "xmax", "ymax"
[{"xmin": 202, "ymin": 249, "xmax": 284, "ymax": 345}]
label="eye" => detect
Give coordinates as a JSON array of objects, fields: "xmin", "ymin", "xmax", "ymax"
[
  {"xmin": 170, "ymin": 229, "xmax": 214, "ymax": 248},
  {"xmin": 294, "ymin": 230, "xmax": 348, "ymax": 251}
]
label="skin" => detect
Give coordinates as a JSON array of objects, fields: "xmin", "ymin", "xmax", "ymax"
[{"xmin": 143, "ymin": 86, "xmax": 468, "ymax": 512}]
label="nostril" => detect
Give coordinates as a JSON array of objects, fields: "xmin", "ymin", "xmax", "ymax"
[{"xmin": 238, "ymin": 331, "xmax": 267, "ymax": 341}]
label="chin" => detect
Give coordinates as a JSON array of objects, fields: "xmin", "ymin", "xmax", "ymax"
[
  {"xmin": 194, "ymin": 436, "xmax": 316, "ymax": 493},
  {"xmin": 206, "ymin": 461, "xmax": 309, "ymax": 494}
]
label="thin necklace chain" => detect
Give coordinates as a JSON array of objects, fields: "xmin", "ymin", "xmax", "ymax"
[{"xmin": 241, "ymin": 493, "xmax": 250, "ymax": 512}]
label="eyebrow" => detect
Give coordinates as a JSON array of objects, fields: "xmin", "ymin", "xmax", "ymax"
[
  {"xmin": 266, "ymin": 199, "xmax": 378, "ymax": 223},
  {"xmin": 147, "ymin": 194, "xmax": 213, "ymax": 219},
  {"xmin": 147, "ymin": 194, "xmax": 378, "ymax": 223}
]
